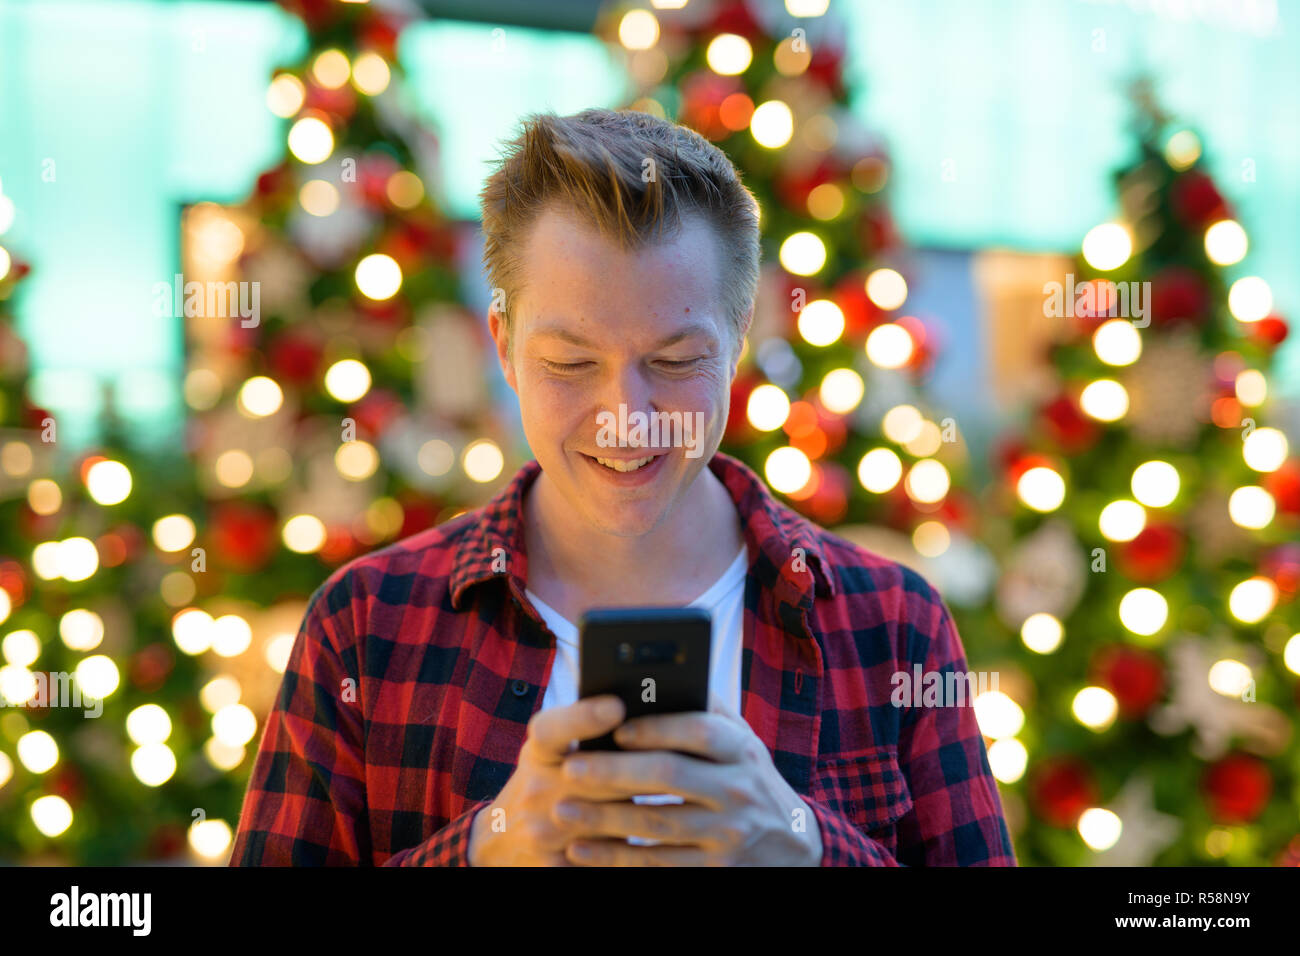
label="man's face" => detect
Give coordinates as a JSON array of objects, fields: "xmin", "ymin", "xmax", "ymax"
[{"xmin": 490, "ymin": 204, "xmax": 746, "ymax": 538}]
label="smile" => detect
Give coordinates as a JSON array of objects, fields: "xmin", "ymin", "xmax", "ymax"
[{"xmin": 592, "ymin": 454, "xmax": 659, "ymax": 472}]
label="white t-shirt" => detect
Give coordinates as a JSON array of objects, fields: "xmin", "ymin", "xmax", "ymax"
[
  {"xmin": 528, "ymin": 541, "xmax": 749, "ymax": 717},
  {"xmin": 526, "ymin": 543, "xmax": 750, "ymax": 845}
]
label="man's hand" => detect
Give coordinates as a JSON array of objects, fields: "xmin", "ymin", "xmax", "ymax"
[
  {"xmin": 554, "ymin": 696, "xmax": 823, "ymax": 866},
  {"xmin": 468, "ymin": 694, "xmax": 631, "ymax": 866}
]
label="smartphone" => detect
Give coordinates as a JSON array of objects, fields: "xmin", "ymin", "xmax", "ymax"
[{"xmin": 577, "ymin": 606, "xmax": 712, "ymax": 752}]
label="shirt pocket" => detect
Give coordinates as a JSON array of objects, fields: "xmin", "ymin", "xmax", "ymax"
[{"xmin": 809, "ymin": 746, "xmax": 913, "ymax": 857}]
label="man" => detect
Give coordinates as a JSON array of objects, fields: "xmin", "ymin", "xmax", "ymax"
[{"xmin": 229, "ymin": 107, "xmax": 1016, "ymax": 866}]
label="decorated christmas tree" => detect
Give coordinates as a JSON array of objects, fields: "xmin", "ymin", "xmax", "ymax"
[
  {"xmin": 597, "ymin": 0, "xmax": 987, "ymax": 605},
  {"xmin": 0, "ymin": 202, "xmax": 245, "ymax": 863},
  {"xmin": 954, "ymin": 83, "xmax": 1299, "ymax": 866},
  {"xmin": 178, "ymin": 0, "xmax": 518, "ymax": 783}
]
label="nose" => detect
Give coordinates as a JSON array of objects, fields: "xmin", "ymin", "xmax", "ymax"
[{"xmin": 599, "ymin": 360, "xmax": 658, "ymax": 448}]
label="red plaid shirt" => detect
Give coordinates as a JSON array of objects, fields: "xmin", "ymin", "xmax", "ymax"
[{"xmin": 229, "ymin": 451, "xmax": 1017, "ymax": 866}]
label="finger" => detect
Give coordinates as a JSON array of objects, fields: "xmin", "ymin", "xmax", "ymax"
[
  {"xmin": 552, "ymin": 798, "xmax": 719, "ymax": 845},
  {"xmin": 566, "ymin": 837, "xmax": 712, "ymax": 867},
  {"xmin": 524, "ymin": 695, "xmax": 625, "ymax": 765},
  {"xmin": 561, "ymin": 750, "xmax": 729, "ymax": 809},
  {"xmin": 612, "ymin": 711, "xmax": 747, "ymax": 762}
]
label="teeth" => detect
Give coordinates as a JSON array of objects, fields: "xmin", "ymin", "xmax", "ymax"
[{"xmin": 594, "ymin": 455, "xmax": 657, "ymax": 473}]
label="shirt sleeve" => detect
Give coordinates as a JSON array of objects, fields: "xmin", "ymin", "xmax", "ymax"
[
  {"xmin": 227, "ymin": 575, "xmax": 487, "ymax": 867},
  {"xmin": 806, "ymin": 577, "xmax": 1018, "ymax": 867}
]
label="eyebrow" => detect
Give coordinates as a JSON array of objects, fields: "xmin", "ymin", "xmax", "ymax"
[{"xmin": 531, "ymin": 321, "xmax": 718, "ymax": 350}]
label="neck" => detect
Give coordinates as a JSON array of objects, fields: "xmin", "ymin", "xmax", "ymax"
[{"xmin": 523, "ymin": 460, "xmax": 745, "ymax": 612}]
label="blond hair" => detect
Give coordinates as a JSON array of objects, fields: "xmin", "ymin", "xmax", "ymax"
[{"xmin": 478, "ymin": 107, "xmax": 760, "ymax": 360}]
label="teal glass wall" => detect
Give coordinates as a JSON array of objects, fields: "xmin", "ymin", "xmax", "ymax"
[
  {"xmin": 0, "ymin": 0, "xmax": 1295, "ymax": 453},
  {"xmin": 842, "ymin": 0, "xmax": 1300, "ymax": 390}
]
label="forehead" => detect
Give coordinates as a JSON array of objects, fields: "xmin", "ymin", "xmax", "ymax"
[{"xmin": 515, "ymin": 204, "xmax": 726, "ymax": 344}]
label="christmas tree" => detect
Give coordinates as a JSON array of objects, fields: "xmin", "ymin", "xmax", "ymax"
[
  {"xmin": 955, "ymin": 82, "xmax": 1299, "ymax": 866},
  {"xmin": 0, "ymin": 200, "xmax": 243, "ymax": 863},
  {"xmin": 179, "ymin": 0, "xmax": 518, "ymax": 806},
  {"xmin": 598, "ymin": 0, "xmax": 984, "ymax": 601}
]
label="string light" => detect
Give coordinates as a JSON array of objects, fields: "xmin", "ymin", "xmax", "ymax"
[
  {"xmin": 618, "ymin": 10, "xmax": 660, "ymax": 50},
  {"xmin": 1017, "ymin": 466, "xmax": 1065, "ymax": 512},
  {"xmin": 85, "ymin": 460, "xmax": 131, "ymax": 505},
  {"xmin": 1119, "ymin": 588, "xmax": 1168, "ymax": 636},
  {"xmin": 748, "ymin": 387, "xmax": 795, "ymax": 434},
  {"xmin": 1131, "ymin": 460, "xmax": 1180, "ymax": 508},
  {"xmin": 1081, "ymin": 223, "xmax": 1132, "ymax": 271},
  {"xmin": 1021, "ymin": 613, "xmax": 1064, "ymax": 654},
  {"xmin": 750, "ymin": 100, "xmax": 793, "ymax": 148},
  {"xmin": 266, "ymin": 74, "xmax": 305, "ymax": 117},
  {"xmin": 1228, "ymin": 277, "xmax": 1272, "ymax": 322},
  {"xmin": 778, "ymin": 231, "xmax": 826, "ymax": 275},
  {"xmin": 857, "ymin": 448, "xmax": 902, "ymax": 493},
  {"xmin": 865, "ymin": 323, "xmax": 914, "ymax": 369},
  {"xmin": 765, "ymin": 447, "xmax": 811, "ymax": 494},
  {"xmin": 1204, "ymin": 219, "xmax": 1247, "ymax": 265},
  {"xmin": 819, "ymin": 368, "xmax": 864, "ymax": 414},
  {"xmin": 287, "ymin": 116, "xmax": 334, "ymax": 164},
  {"xmin": 1092, "ymin": 319, "xmax": 1142, "ymax": 366},
  {"xmin": 706, "ymin": 34, "xmax": 752, "ymax": 75},
  {"xmin": 1242, "ymin": 427, "xmax": 1288, "ymax": 472},
  {"xmin": 1072, "ymin": 687, "xmax": 1118, "ymax": 731},
  {"xmin": 865, "ymin": 268, "xmax": 907, "ymax": 310},
  {"xmin": 796, "ymin": 299, "xmax": 844, "ymax": 346}
]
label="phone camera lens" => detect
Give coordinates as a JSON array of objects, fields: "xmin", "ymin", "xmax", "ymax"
[{"xmin": 617, "ymin": 642, "xmax": 633, "ymax": 663}]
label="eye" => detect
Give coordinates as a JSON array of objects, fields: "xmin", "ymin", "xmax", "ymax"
[
  {"xmin": 657, "ymin": 358, "xmax": 702, "ymax": 370},
  {"xmin": 541, "ymin": 359, "xmax": 592, "ymax": 372}
]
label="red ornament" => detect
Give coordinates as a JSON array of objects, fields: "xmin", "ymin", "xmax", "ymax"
[
  {"xmin": 1117, "ymin": 523, "xmax": 1184, "ymax": 583},
  {"xmin": 1029, "ymin": 756, "xmax": 1099, "ymax": 828},
  {"xmin": 859, "ymin": 205, "xmax": 901, "ymax": 254},
  {"xmin": 268, "ymin": 331, "xmax": 323, "ymax": 385},
  {"xmin": 805, "ymin": 42, "xmax": 847, "ymax": 98},
  {"xmin": 1262, "ymin": 460, "xmax": 1300, "ymax": 516},
  {"xmin": 351, "ymin": 388, "xmax": 405, "ymax": 439},
  {"xmin": 210, "ymin": 502, "xmax": 278, "ymax": 571},
  {"xmin": 303, "ymin": 83, "xmax": 355, "ymax": 120},
  {"xmin": 279, "ymin": 0, "xmax": 338, "ymax": 31},
  {"xmin": 1090, "ymin": 645, "xmax": 1165, "ymax": 717},
  {"xmin": 359, "ymin": 17, "xmax": 402, "ymax": 61},
  {"xmin": 254, "ymin": 162, "xmax": 292, "ymax": 199},
  {"xmin": 680, "ymin": 71, "xmax": 741, "ymax": 141},
  {"xmin": 705, "ymin": 0, "xmax": 764, "ymax": 40},
  {"xmin": 146, "ymin": 822, "xmax": 187, "ymax": 861},
  {"xmin": 398, "ymin": 493, "xmax": 437, "ymax": 539},
  {"xmin": 1170, "ymin": 169, "xmax": 1229, "ymax": 229},
  {"xmin": 725, "ymin": 372, "xmax": 762, "ymax": 443},
  {"xmin": 805, "ymin": 462, "xmax": 850, "ymax": 526},
  {"xmin": 130, "ymin": 643, "xmax": 175, "ymax": 693},
  {"xmin": 832, "ymin": 272, "xmax": 885, "ymax": 339},
  {"xmin": 1261, "ymin": 542, "xmax": 1300, "ymax": 598},
  {"xmin": 1149, "ymin": 266, "xmax": 1210, "ymax": 327},
  {"xmin": 51, "ymin": 766, "xmax": 84, "ymax": 806},
  {"xmin": 1251, "ymin": 315, "xmax": 1289, "ymax": 347},
  {"xmin": 1202, "ymin": 752, "xmax": 1271, "ymax": 824},
  {"xmin": 774, "ymin": 157, "xmax": 839, "ymax": 213},
  {"xmin": 1040, "ymin": 394, "xmax": 1099, "ymax": 454}
]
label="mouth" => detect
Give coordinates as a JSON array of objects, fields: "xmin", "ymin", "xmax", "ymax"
[{"xmin": 579, "ymin": 450, "xmax": 670, "ymax": 484}]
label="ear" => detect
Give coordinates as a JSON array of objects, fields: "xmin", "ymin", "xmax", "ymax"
[
  {"xmin": 487, "ymin": 305, "xmax": 518, "ymax": 391},
  {"xmin": 730, "ymin": 303, "xmax": 755, "ymax": 379}
]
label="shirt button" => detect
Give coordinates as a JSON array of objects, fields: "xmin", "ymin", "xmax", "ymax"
[{"xmin": 511, "ymin": 679, "xmax": 530, "ymax": 697}]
